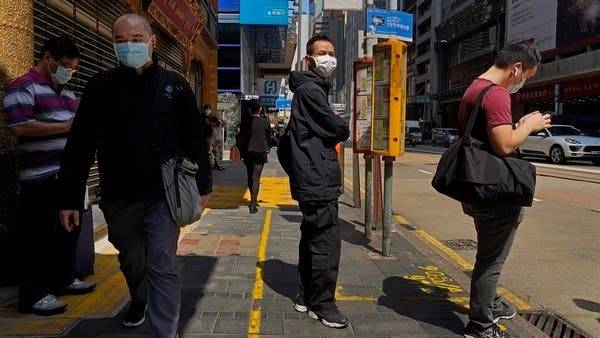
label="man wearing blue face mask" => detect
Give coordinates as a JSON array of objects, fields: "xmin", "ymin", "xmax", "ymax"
[
  {"xmin": 4, "ymin": 36, "xmax": 96, "ymax": 316},
  {"xmin": 58, "ymin": 14, "xmax": 211, "ymax": 338}
]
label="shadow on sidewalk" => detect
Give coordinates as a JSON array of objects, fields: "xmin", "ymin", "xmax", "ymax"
[
  {"xmin": 378, "ymin": 276, "xmax": 466, "ymax": 335},
  {"xmin": 262, "ymin": 259, "xmax": 298, "ymax": 301},
  {"xmin": 64, "ymin": 256, "xmax": 217, "ymax": 337},
  {"xmin": 339, "ymin": 218, "xmax": 383, "ymax": 255}
]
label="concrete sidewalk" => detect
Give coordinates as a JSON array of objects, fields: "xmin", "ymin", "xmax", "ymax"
[{"xmin": 0, "ymin": 153, "xmax": 545, "ymax": 337}]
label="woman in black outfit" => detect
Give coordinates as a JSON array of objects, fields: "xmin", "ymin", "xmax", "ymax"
[{"xmin": 239, "ymin": 99, "xmax": 271, "ymax": 214}]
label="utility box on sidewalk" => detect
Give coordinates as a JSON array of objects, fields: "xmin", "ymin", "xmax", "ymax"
[{"xmin": 370, "ymin": 39, "xmax": 408, "ymax": 157}]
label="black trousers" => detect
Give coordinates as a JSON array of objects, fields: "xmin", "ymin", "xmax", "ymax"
[
  {"xmin": 297, "ymin": 200, "xmax": 341, "ymax": 310},
  {"xmin": 17, "ymin": 175, "xmax": 80, "ymax": 305}
]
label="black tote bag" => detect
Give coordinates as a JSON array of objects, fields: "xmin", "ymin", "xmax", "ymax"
[{"xmin": 431, "ymin": 84, "xmax": 536, "ymax": 207}]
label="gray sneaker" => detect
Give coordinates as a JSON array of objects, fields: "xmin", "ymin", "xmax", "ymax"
[
  {"xmin": 62, "ymin": 278, "xmax": 96, "ymax": 295},
  {"xmin": 19, "ymin": 294, "xmax": 67, "ymax": 316}
]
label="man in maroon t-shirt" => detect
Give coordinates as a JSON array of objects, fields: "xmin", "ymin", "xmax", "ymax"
[{"xmin": 456, "ymin": 42, "xmax": 551, "ymax": 338}]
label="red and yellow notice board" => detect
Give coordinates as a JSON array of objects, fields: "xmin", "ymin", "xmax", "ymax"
[{"xmin": 371, "ymin": 39, "xmax": 407, "ymax": 157}]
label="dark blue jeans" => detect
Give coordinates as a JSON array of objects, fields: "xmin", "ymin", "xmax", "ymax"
[
  {"xmin": 467, "ymin": 206, "xmax": 524, "ymax": 330},
  {"xmin": 100, "ymin": 199, "xmax": 181, "ymax": 338}
]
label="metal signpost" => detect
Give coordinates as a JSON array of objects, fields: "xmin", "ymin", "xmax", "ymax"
[{"xmin": 371, "ymin": 39, "xmax": 408, "ymax": 256}]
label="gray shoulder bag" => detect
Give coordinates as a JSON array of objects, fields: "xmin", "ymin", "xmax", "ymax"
[
  {"xmin": 159, "ymin": 69, "xmax": 204, "ymax": 227},
  {"xmin": 161, "ymin": 157, "xmax": 203, "ymax": 227}
]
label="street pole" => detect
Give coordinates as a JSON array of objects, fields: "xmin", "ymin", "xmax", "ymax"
[
  {"xmin": 382, "ymin": 156, "xmax": 394, "ymax": 256},
  {"xmin": 364, "ymin": 155, "xmax": 374, "ymax": 238},
  {"xmin": 374, "ymin": 155, "xmax": 383, "ymax": 230},
  {"xmin": 353, "ymin": 153, "xmax": 361, "ymax": 208}
]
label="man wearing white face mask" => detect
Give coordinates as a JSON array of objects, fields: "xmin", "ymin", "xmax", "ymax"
[
  {"xmin": 280, "ymin": 34, "xmax": 350, "ymax": 328},
  {"xmin": 4, "ymin": 36, "xmax": 96, "ymax": 316},
  {"xmin": 58, "ymin": 14, "xmax": 211, "ymax": 338},
  {"xmin": 457, "ymin": 41, "xmax": 551, "ymax": 338}
]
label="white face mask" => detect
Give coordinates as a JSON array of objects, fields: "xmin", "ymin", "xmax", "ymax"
[
  {"xmin": 205, "ymin": 109, "xmax": 211, "ymax": 114},
  {"xmin": 508, "ymin": 67, "xmax": 526, "ymax": 94},
  {"xmin": 312, "ymin": 55, "xmax": 337, "ymax": 78}
]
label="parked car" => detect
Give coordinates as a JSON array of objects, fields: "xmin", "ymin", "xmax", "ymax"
[
  {"xmin": 406, "ymin": 120, "xmax": 422, "ymax": 144},
  {"xmin": 519, "ymin": 125, "xmax": 600, "ymax": 165},
  {"xmin": 431, "ymin": 128, "xmax": 459, "ymax": 147},
  {"xmin": 405, "ymin": 132, "xmax": 416, "ymax": 147}
]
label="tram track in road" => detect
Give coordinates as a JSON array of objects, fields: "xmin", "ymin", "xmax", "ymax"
[{"xmin": 532, "ymin": 163, "xmax": 600, "ymax": 184}]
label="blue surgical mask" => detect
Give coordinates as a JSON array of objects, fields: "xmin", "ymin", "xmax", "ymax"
[
  {"xmin": 52, "ymin": 65, "xmax": 75, "ymax": 84},
  {"xmin": 114, "ymin": 42, "xmax": 150, "ymax": 69}
]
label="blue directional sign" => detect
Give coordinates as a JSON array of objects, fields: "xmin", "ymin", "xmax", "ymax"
[
  {"xmin": 366, "ymin": 8, "xmax": 413, "ymax": 42},
  {"xmin": 275, "ymin": 98, "xmax": 292, "ymax": 109},
  {"xmin": 240, "ymin": 0, "xmax": 289, "ymax": 26}
]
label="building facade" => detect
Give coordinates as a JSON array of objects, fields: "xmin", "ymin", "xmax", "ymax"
[
  {"xmin": 506, "ymin": 0, "xmax": 600, "ymax": 134},
  {"xmin": 403, "ymin": 0, "xmax": 442, "ymax": 135},
  {"xmin": 431, "ymin": 0, "xmax": 505, "ymax": 128}
]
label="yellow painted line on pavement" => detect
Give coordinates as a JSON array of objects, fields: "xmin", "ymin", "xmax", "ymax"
[
  {"xmin": 497, "ymin": 287, "xmax": 532, "ymax": 311},
  {"xmin": 412, "ymin": 228, "xmax": 475, "ymax": 271},
  {"xmin": 335, "ymin": 285, "xmax": 377, "ymax": 301},
  {"xmin": 397, "ymin": 216, "xmax": 533, "ymax": 311},
  {"xmin": 395, "ymin": 214, "xmax": 472, "ymax": 270},
  {"xmin": 248, "ymin": 208, "xmax": 272, "ymax": 337}
]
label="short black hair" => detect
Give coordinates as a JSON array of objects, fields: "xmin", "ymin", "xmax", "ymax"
[
  {"xmin": 39, "ymin": 36, "xmax": 80, "ymax": 61},
  {"xmin": 495, "ymin": 41, "xmax": 541, "ymax": 70},
  {"xmin": 247, "ymin": 99, "xmax": 261, "ymax": 114},
  {"xmin": 202, "ymin": 104, "xmax": 212, "ymax": 111},
  {"xmin": 306, "ymin": 34, "xmax": 333, "ymax": 55}
]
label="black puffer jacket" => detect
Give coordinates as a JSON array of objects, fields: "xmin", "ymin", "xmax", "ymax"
[{"xmin": 284, "ymin": 71, "xmax": 349, "ymax": 202}]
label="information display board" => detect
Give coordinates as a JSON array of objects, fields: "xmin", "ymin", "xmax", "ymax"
[
  {"xmin": 353, "ymin": 60, "xmax": 374, "ymax": 153},
  {"xmin": 371, "ymin": 40, "xmax": 407, "ymax": 157}
]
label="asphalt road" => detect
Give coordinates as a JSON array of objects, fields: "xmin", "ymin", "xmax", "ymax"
[{"xmin": 343, "ymin": 146, "xmax": 600, "ymax": 337}]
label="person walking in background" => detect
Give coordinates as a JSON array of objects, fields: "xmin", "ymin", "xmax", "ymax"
[
  {"xmin": 238, "ymin": 99, "xmax": 271, "ymax": 214},
  {"xmin": 207, "ymin": 107, "xmax": 226, "ymax": 171},
  {"xmin": 58, "ymin": 14, "xmax": 211, "ymax": 338},
  {"xmin": 282, "ymin": 34, "xmax": 350, "ymax": 328},
  {"xmin": 3, "ymin": 36, "xmax": 95, "ymax": 316},
  {"xmin": 201, "ymin": 104, "xmax": 214, "ymax": 169},
  {"xmin": 458, "ymin": 41, "xmax": 551, "ymax": 338},
  {"xmin": 229, "ymin": 123, "xmax": 242, "ymax": 162}
]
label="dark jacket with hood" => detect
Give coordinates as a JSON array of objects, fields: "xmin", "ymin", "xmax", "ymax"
[{"xmin": 284, "ymin": 71, "xmax": 350, "ymax": 202}]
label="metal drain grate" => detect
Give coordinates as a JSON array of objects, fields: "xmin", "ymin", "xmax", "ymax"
[
  {"xmin": 520, "ymin": 310, "xmax": 591, "ymax": 338},
  {"xmin": 441, "ymin": 239, "xmax": 478, "ymax": 251}
]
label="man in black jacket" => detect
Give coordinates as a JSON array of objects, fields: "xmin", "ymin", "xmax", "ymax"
[
  {"xmin": 58, "ymin": 14, "xmax": 211, "ymax": 338},
  {"xmin": 284, "ymin": 34, "xmax": 350, "ymax": 328}
]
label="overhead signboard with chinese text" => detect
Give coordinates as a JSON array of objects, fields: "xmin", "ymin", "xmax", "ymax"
[
  {"xmin": 240, "ymin": 0, "xmax": 289, "ymax": 25},
  {"xmin": 148, "ymin": 0, "xmax": 205, "ymax": 48},
  {"xmin": 366, "ymin": 8, "xmax": 413, "ymax": 42}
]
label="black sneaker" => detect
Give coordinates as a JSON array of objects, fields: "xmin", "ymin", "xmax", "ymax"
[
  {"xmin": 493, "ymin": 301, "xmax": 517, "ymax": 323},
  {"xmin": 122, "ymin": 300, "xmax": 147, "ymax": 328},
  {"xmin": 308, "ymin": 307, "xmax": 348, "ymax": 328},
  {"xmin": 464, "ymin": 323, "xmax": 512, "ymax": 338},
  {"xmin": 293, "ymin": 294, "xmax": 307, "ymax": 313}
]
